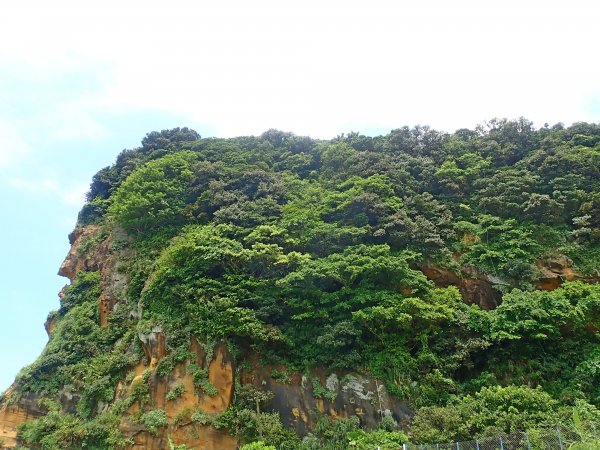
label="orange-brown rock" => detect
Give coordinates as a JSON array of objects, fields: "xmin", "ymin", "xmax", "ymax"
[
  {"xmin": 58, "ymin": 225, "xmax": 102, "ymax": 280},
  {"xmin": 198, "ymin": 342, "xmax": 234, "ymax": 414},
  {"xmin": 0, "ymin": 405, "xmax": 29, "ymax": 448},
  {"xmin": 0, "ymin": 390, "xmax": 44, "ymax": 448},
  {"xmin": 99, "ymin": 294, "xmax": 113, "ymax": 328},
  {"xmin": 58, "ymin": 225, "xmax": 132, "ymax": 328},
  {"xmin": 421, "ymin": 263, "xmax": 501, "ymax": 309},
  {"xmin": 535, "ymin": 255, "xmax": 597, "ymax": 291},
  {"xmin": 43, "ymin": 314, "xmax": 57, "ymax": 336},
  {"xmin": 117, "ymin": 342, "xmax": 237, "ymax": 450},
  {"xmin": 139, "ymin": 327, "xmax": 167, "ymax": 368},
  {"xmin": 125, "ymin": 424, "xmax": 237, "ymax": 450}
]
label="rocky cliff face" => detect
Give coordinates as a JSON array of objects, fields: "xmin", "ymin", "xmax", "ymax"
[
  {"xmin": 421, "ymin": 255, "xmax": 598, "ymax": 311},
  {"xmin": 112, "ymin": 340, "xmax": 409, "ymax": 450},
  {"xmin": 0, "ymin": 390, "xmax": 45, "ymax": 448},
  {"xmin": 0, "ymin": 225, "xmax": 410, "ymax": 449},
  {"xmin": 421, "ymin": 264, "xmax": 502, "ymax": 310},
  {"xmin": 116, "ymin": 340, "xmax": 237, "ymax": 450},
  {"xmin": 1, "ymin": 224, "xmax": 595, "ymax": 450},
  {"xmin": 534, "ymin": 255, "xmax": 597, "ymax": 290},
  {"xmin": 58, "ymin": 225, "xmax": 131, "ymax": 327}
]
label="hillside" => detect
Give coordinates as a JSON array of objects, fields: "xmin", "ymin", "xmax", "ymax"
[{"xmin": 1, "ymin": 119, "xmax": 600, "ymax": 449}]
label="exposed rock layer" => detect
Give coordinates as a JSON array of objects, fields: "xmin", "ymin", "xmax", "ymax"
[
  {"xmin": 421, "ymin": 264, "xmax": 501, "ymax": 309},
  {"xmin": 1, "ymin": 224, "xmax": 597, "ymax": 449},
  {"xmin": 0, "ymin": 390, "xmax": 44, "ymax": 448},
  {"xmin": 535, "ymin": 255, "xmax": 597, "ymax": 290}
]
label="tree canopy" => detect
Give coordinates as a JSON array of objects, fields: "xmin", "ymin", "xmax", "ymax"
[{"xmin": 10, "ymin": 119, "xmax": 600, "ymax": 448}]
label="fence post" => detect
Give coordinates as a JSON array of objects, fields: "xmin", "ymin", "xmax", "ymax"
[
  {"xmin": 456, "ymin": 441, "xmax": 460, "ymax": 450},
  {"xmin": 499, "ymin": 436, "xmax": 504, "ymax": 450},
  {"xmin": 402, "ymin": 444, "xmax": 407, "ymax": 450},
  {"xmin": 557, "ymin": 427, "xmax": 564, "ymax": 450},
  {"xmin": 525, "ymin": 431, "xmax": 531, "ymax": 450},
  {"xmin": 436, "ymin": 444, "xmax": 439, "ymax": 450},
  {"xmin": 476, "ymin": 440, "xmax": 480, "ymax": 450}
]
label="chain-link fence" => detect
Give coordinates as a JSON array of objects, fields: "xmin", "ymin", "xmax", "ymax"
[{"xmin": 404, "ymin": 427, "xmax": 592, "ymax": 450}]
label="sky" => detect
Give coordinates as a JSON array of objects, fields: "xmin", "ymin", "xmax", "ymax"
[{"xmin": 1, "ymin": 0, "xmax": 599, "ymax": 391}]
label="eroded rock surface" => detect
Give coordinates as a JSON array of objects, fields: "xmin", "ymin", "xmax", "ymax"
[
  {"xmin": 421, "ymin": 263, "xmax": 501, "ymax": 309},
  {"xmin": 58, "ymin": 225, "xmax": 131, "ymax": 327},
  {"xmin": 0, "ymin": 390, "xmax": 44, "ymax": 448},
  {"xmin": 5, "ymin": 223, "xmax": 599, "ymax": 449},
  {"xmin": 116, "ymin": 342, "xmax": 237, "ymax": 450},
  {"xmin": 535, "ymin": 255, "xmax": 597, "ymax": 290},
  {"xmin": 242, "ymin": 361, "xmax": 410, "ymax": 437}
]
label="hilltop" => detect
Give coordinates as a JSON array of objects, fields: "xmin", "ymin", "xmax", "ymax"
[{"xmin": 1, "ymin": 120, "xmax": 600, "ymax": 449}]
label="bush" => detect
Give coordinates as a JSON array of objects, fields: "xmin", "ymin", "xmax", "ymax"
[
  {"xmin": 139, "ymin": 409, "xmax": 168, "ymax": 435},
  {"xmin": 240, "ymin": 442, "xmax": 276, "ymax": 450},
  {"xmin": 18, "ymin": 410, "xmax": 125, "ymax": 449},
  {"xmin": 346, "ymin": 429, "xmax": 408, "ymax": 450},
  {"xmin": 410, "ymin": 385, "xmax": 566, "ymax": 443},
  {"xmin": 166, "ymin": 383, "xmax": 186, "ymax": 401},
  {"xmin": 108, "ymin": 151, "xmax": 196, "ymax": 232}
]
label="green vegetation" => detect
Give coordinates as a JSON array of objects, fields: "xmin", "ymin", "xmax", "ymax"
[
  {"xmin": 190, "ymin": 409, "xmax": 213, "ymax": 425},
  {"xmin": 165, "ymin": 382, "xmax": 186, "ymax": 401},
  {"xmin": 5, "ymin": 122, "xmax": 600, "ymax": 447},
  {"xmin": 311, "ymin": 378, "xmax": 337, "ymax": 402},
  {"xmin": 240, "ymin": 443, "xmax": 277, "ymax": 450},
  {"xmin": 186, "ymin": 363, "xmax": 218, "ymax": 396},
  {"xmin": 298, "ymin": 415, "xmax": 409, "ymax": 450},
  {"xmin": 138, "ymin": 409, "xmax": 168, "ymax": 435},
  {"xmin": 410, "ymin": 385, "xmax": 566, "ymax": 442},
  {"xmin": 19, "ymin": 399, "xmax": 126, "ymax": 449}
]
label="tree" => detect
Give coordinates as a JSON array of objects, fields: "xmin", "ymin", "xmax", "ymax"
[
  {"xmin": 141, "ymin": 127, "xmax": 200, "ymax": 153},
  {"xmin": 108, "ymin": 151, "xmax": 196, "ymax": 232},
  {"xmin": 410, "ymin": 385, "xmax": 564, "ymax": 443}
]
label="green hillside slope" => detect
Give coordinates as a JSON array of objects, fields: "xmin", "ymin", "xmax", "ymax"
[{"xmin": 3, "ymin": 119, "xmax": 600, "ymax": 449}]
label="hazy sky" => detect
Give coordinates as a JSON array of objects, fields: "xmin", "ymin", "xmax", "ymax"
[{"xmin": 1, "ymin": 0, "xmax": 599, "ymax": 390}]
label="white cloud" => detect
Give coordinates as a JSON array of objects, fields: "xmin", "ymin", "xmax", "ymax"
[
  {"xmin": 0, "ymin": 120, "xmax": 31, "ymax": 167},
  {"xmin": 1, "ymin": 0, "xmax": 599, "ymax": 140},
  {"xmin": 7, "ymin": 177, "xmax": 88, "ymax": 206},
  {"xmin": 60, "ymin": 184, "xmax": 89, "ymax": 206},
  {"xmin": 49, "ymin": 104, "xmax": 109, "ymax": 142}
]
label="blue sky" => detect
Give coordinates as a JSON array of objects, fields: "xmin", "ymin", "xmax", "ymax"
[{"xmin": 1, "ymin": 0, "xmax": 599, "ymax": 391}]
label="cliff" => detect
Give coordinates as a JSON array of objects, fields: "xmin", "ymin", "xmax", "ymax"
[
  {"xmin": 0, "ymin": 221, "xmax": 593, "ymax": 449},
  {"xmin": 2, "ymin": 124, "xmax": 600, "ymax": 448},
  {"xmin": 1, "ymin": 224, "xmax": 410, "ymax": 449}
]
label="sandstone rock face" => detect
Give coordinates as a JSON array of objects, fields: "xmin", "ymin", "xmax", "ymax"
[
  {"xmin": 125, "ymin": 425, "xmax": 237, "ymax": 450},
  {"xmin": 269, "ymin": 372, "xmax": 410, "ymax": 435},
  {"xmin": 535, "ymin": 255, "xmax": 597, "ymax": 291},
  {"xmin": 58, "ymin": 225, "xmax": 131, "ymax": 328},
  {"xmin": 58, "ymin": 225, "xmax": 102, "ymax": 280},
  {"xmin": 116, "ymin": 342, "xmax": 238, "ymax": 450},
  {"xmin": 241, "ymin": 359, "xmax": 411, "ymax": 437},
  {"xmin": 5, "ymin": 223, "xmax": 598, "ymax": 449},
  {"xmin": 421, "ymin": 264, "xmax": 501, "ymax": 309},
  {"xmin": 139, "ymin": 327, "xmax": 167, "ymax": 369},
  {"xmin": 43, "ymin": 314, "xmax": 57, "ymax": 336},
  {"xmin": 422, "ymin": 257, "xmax": 600, "ymax": 308},
  {"xmin": 0, "ymin": 390, "xmax": 44, "ymax": 448},
  {"xmin": 114, "ymin": 339, "xmax": 409, "ymax": 449}
]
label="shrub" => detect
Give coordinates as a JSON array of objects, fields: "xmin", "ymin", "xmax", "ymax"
[
  {"xmin": 139, "ymin": 409, "xmax": 168, "ymax": 435},
  {"xmin": 166, "ymin": 383, "xmax": 186, "ymax": 401},
  {"xmin": 410, "ymin": 385, "xmax": 566, "ymax": 443},
  {"xmin": 240, "ymin": 442, "xmax": 276, "ymax": 450},
  {"xmin": 108, "ymin": 151, "xmax": 196, "ymax": 232}
]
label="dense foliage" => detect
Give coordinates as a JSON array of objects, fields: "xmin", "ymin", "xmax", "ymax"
[{"xmin": 8, "ymin": 121, "xmax": 600, "ymax": 447}]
